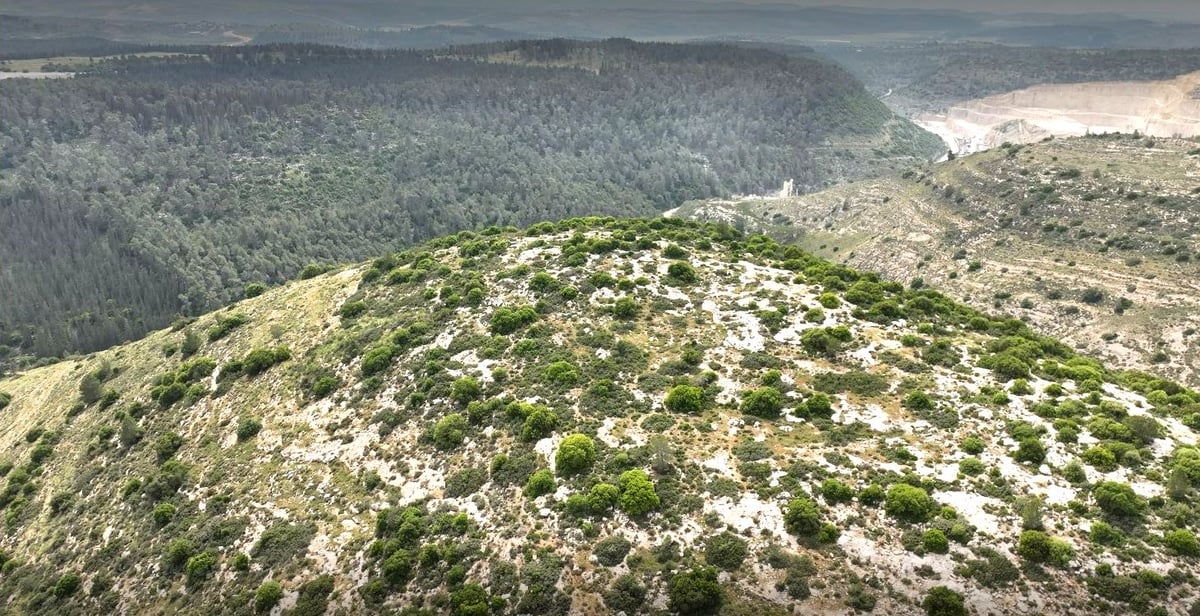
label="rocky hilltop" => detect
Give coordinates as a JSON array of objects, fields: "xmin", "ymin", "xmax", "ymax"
[
  {"xmin": 1, "ymin": 218, "xmax": 1198, "ymax": 615},
  {"xmin": 677, "ymin": 135, "xmax": 1200, "ymax": 390}
]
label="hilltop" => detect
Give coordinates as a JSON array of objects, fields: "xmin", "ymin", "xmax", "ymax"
[
  {"xmin": 1, "ymin": 218, "xmax": 1198, "ymax": 615},
  {"xmin": 676, "ymin": 135, "xmax": 1200, "ymax": 389}
]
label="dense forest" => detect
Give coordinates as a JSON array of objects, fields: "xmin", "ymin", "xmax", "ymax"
[{"xmin": 0, "ymin": 40, "xmax": 941, "ymax": 364}]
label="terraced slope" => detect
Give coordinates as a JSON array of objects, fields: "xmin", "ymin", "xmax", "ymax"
[
  {"xmin": 1, "ymin": 219, "xmax": 1199, "ymax": 615},
  {"xmin": 677, "ymin": 135, "xmax": 1200, "ymax": 389}
]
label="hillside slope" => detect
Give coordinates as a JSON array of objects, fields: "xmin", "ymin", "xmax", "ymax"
[
  {"xmin": 2, "ymin": 218, "xmax": 1199, "ymax": 615},
  {"xmin": 677, "ymin": 135, "xmax": 1200, "ymax": 389}
]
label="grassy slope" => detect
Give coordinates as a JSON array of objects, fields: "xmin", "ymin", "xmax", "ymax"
[{"xmin": 0, "ymin": 218, "xmax": 1198, "ymax": 615}]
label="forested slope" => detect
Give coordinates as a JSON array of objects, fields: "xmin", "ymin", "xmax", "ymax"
[{"xmin": 0, "ymin": 40, "xmax": 941, "ymax": 363}]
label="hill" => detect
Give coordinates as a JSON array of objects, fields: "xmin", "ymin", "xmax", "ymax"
[
  {"xmin": 1, "ymin": 218, "xmax": 1199, "ymax": 615},
  {"xmin": 0, "ymin": 39, "xmax": 942, "ymax": 364},
  {"xmin": 675, "ymin": 135, "xmax": 1200, "ymax": 388}
]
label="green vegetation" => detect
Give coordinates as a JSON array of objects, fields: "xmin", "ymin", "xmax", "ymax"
[{"xmin": 0, "ymin": 218, "xmax": 1198, "ymax": 614}]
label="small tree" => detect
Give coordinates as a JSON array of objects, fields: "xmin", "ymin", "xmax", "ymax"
[
  {"xmin": 664, "ymin": 385, "xmax": 705, "ymax": 414},
  {"xmin": 433, "ymin": 414, "xmax": 469, "ymax": 450},
  {"xmin": 923, "ymin": 529, "xmax": 949, "ymax": 554},
  {"xmin": 783, "ymin": 496, "xmax": 822, "ymax": 536},
  {"xmin": 450, "ymin": 377, "xmax": 482, "ymax": 405},
  {"xmin": 524, "ymin": 469, "xmax": 556, "ymax": 498},
  {"xmin": 613, "ymin": 296, "xmax": 640, "ymax": 320},
  {"xmin": 885, "ymin": 484, "xmax": 936, "ymax": 522},
  {"xmin": 1013, "ymin": 438, "xmax": 1046, "ymax": 464},
  {"xmin": 667, "ymin": 567, "xmax": 723, "ymax": 615},
  {"xmin": 80, "ymin": 373, "xmax": 102, "ymax": 405},
  {"xmin": 740, "ymin": 386, "xmax": 783, "ymax": 419},
  {"xmin": 255, "ymin": 581, "xmax": 284, "ymax": 613},
  {"xmin": 555, "ymin": 434, "xmax": 597, "ymax": 476},
  {"xmin": 704, "ymin": 532, "xmax": 748, "ymax": 570},
  {"xmin": 922, "ymin": 586, "xmax": 967, "ymax": 616},
  {"xmin": 1094, "ymin": 481, "xmax": 1145, "ymax": 518},
  {"xmin": 618, "ymin": 470, "xmax": 660, "ymax": 516}
]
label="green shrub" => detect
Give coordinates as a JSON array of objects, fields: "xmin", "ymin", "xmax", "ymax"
[
  {"xmin": 1089, "ymin": 521, "xmax": 1124, "ymax": 546},
  {"xmin": 524, "ymin": 469, "xmax": 556, "ymax": 498},
  {"xmin": 859, "ymin": 484, "xmax": 885, "ymax": 505},
  {"xmin": 594, "ymin": 535, "xmax": 633, "ymax": 566},
  {"xmin": 555, "ymin": 434, "xmax": 597, "ymax": 476},
  {"xmin": 1164, "ymin": 529, "xmax": 1200, "ymax": 556},
  {"xmin": 164, "ymin": 538, "xmax": 197, "ymax": 569},
  {"xmin": 613, "ymin": 296, "xmax": 641, "ymax": 320},
  {"xmin": 1094, "ymin": 481, "xmax": 1146, "ymax": 518},
  {"xmin": 603, "ymin": 574, "xmax": 647, "ymax": 614},
  {"xmin": 740, "ymin": 386, "xmax": 784, "ymax": 419},
  {"xmin": 542, "ymin": 361, "xmax": 580, "ymax": 386},
  {"xmin": 433, "ymin": 414, "xmax": 469, "ymax": 450},
  {"xmin": 705, "ymin": 532, "xmax": 748, "ymax": 570},
  {"xmin": 186, "ymin": 550, "xmax": 218, "ymax": 582},
  {"xmin": 665, "ymin": 384, "xmax": 705, "ymax": 414},
  {"xmin": 490, "ymin": 305, "xmax": 538, "ymax": 334},
  {"xmin": 152, "ymin": 502, "xmax": 177, "ymax": 527},
  {"xmin": 885, "ymin": 484, "xmax": 936, "ymax": 522},
  {"xmin": 587, "ymin": 483, "xmax": 621, "ymax": 515},
  {"xmin": 783, "ymin": 496, "xmax": 822, "ymax": 536},
  {"xmin": 360, "ymin": 343, "xmax": 398, "ymax": 377},
  {"xmin": 255, "ymin": 581, "xmax": 284, "ymax": 613},
  {"xmin": 236, "ymin": 417, "xmax": 262, "ymax": 441},
  {"xmin": 51, "ymin": 572, "xmax": 81, "ymax": 598},
  {"xmin": 444, "ymin": 467, "xmax": 488, "ymax": 498},
  {"xmin": 244, "ymin": 282, "xmax": 267, "ymax": 298},
  {"xmin": 922, "ymin": 586, "xmax": 967, "ymax": 616},
  {"xmin": 1083, "ymin": 446, "xmax": 1118, "ymax": 471},
  {"xmin": 924, "ymin": 528, "xmax": 949, "ymax": 553},
  {"xmin": 959, "ymin": 457, "xmax": 985, "ymax": 476},
  {"xmin": 666, "ymin": 261, "xmax": 698, "ymax": 284},
  {"xmin": 821, "ymin": 479, "xmax": 855, "ymax": 504},
  {"xmin": 155, "ymin": 432, "xmax": 184, "ymax": 462},
  {"xmin": 450, "ymin": 377, "xmax": 482, "ymax": 404},
  {"xmin": 207, "ymin": 313, "xmax": 249, "ymax": 342},
  {"xmin": 1013, "ymin": 438, "xmax": 1046, "ymax": 464},
  {"xmin": 242, "ymin": 347, "xmax": 290, "ymax": 376},
  {"xmin": 618, "ymin": 469, "xmax": 660, "ymax": 515},
  {"xmin": 667, "ymin": 567, "xmax": 723, "ymax": 616}
]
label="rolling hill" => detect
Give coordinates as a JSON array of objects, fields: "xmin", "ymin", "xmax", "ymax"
[
  {"xmin": 675, "ymin": 134, "xmax": 1200, "ymax": 389},
  {"xmin": 1, "ymin": 218, "xmax": 1198, "ymax": 615}
]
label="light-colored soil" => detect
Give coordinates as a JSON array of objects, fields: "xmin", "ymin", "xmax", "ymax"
[{"xmin": 917, "ymin": 71, "xmax": 1200, "ymax": 155}]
